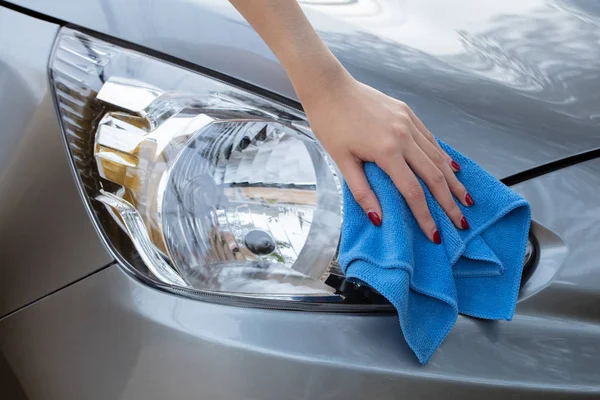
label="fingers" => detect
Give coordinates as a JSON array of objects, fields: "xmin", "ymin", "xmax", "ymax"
[
  {"xmin": 380, "ymin": 157, "xmax": 439, "ymax": 243},
  {"xmin": 412, "ymin": 132, "xmax": 472, "ymax": 208},
  {"xmin": 404, "ymin": 139, "xmax": 468, "ymax": 230},
  {"xmin": 406, "ymin": 107, "xmax": 461, "ymax": 172},
  {"xmin": 406, "ymin": 105, "xmax": 475, "ymax": 207},
  {"xmin": 340, "ymin": 158, "xmax": 383, "ymax": 227}
]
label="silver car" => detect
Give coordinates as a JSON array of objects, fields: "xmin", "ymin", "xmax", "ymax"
[{"xmin": 1, "ymin": 1, "xmax": 599, "ymax": 399}]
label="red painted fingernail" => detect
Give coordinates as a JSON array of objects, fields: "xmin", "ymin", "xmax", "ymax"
[
  {"xmin": 433, "ymin": 230, "xmax": 441, "ymax": 244},
  {"xmin": 465, "ymin": 192, "xmax": 475, "ymax": 206},
  {"xmin": 460, "ymin": 216, "xmax": 470, "ymax": 230},
  {"xmin": 367, "ymin": 211, "xmax": 381, "ymax": 227},
  {"xmin": 451, "ymin": 160, "xmax": 461, "ymax": 171}
]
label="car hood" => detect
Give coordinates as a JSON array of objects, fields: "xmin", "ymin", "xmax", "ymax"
[{"xmin": 10, "ymin": 0, "xmax": 600, "ymax": 178}]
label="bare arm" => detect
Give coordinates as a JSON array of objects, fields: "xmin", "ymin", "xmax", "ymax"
[
  {"xmin": 229, "ymin": 1, "xmax": 345, "ymax": 105},
  {"xmin": 229, "ymin": 0, "xmax": 474, "ymax": 243}
]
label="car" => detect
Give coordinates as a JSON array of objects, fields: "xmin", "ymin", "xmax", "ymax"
[{"xmin": 1, "ymin": 1, "xmax": 599, "ymax": 399}]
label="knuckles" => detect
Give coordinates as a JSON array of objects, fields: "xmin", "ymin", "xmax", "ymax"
[
  {"xmin": 404, "ymin": 183, "xmax": 424, "ymax": 202},
  {"xmin": 390, "ymin": 121, "xmax": 410, "ymax": 137},
  {"xmin": 430, "ymin": 170, "xmax": 445, "ymax": 184},
  {"xmin": 352, "ymin": 189, "xmax": 372, "ymax": 204},
  {"xmin": 397, "ymin": 101, "xmax": 410, "ymax": 112},
  {"xmin": 448, "ymin": 202, "xmax": 461, "ymax": 216},
  {"xmin": 430, "ymin": 151, "xmax": 445, "ymax": 167},
  {"xmin": 379, "ymin": 137, "xmax": 401, "ymax": 158}
]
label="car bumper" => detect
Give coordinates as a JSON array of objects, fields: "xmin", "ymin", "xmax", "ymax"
[{"xmin": 2, "ymin": 257, "xmax": 599, "ymax": 399}]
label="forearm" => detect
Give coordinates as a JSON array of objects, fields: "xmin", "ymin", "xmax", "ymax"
[{"xmin": 228, "ymin": 0, "xmax": 350, "ymax": 104}]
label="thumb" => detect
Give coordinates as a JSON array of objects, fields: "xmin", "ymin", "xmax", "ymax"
[{"xmin": 340, "ymin": 158, "xmax": 383, "ymax": 227}]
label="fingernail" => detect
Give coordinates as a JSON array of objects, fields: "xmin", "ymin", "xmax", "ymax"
[
  {"xmin": 367, "ymin": 211, "xmax": 381, "ymax": 227},
  {"xmin": 433, "ymin": 229, "xmax": 442, "ymax": 244},
  {"xmin": 465, "ymin": 192, "xmax": 475, "ymax": 206},
  {"xmin": 451, "ymin": 160, "xmax": 461, "ymax": 171},
  {"xmin": 460, "ymin": 216, "xmax": 470, "ymax": 230}
]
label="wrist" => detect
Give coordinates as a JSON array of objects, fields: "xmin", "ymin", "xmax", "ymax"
[{"xmin": 290, "ymin": 55, "xmax": 353, "ymax": 109}]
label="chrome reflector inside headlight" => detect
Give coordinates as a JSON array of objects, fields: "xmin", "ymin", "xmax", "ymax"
[{"xmin": 50, "ymin": 28, "xmax": 344, "ymax": 300}]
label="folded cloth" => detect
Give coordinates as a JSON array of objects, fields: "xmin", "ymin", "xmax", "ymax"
[{"xmin": 339, "ymin": 140, "xmax": 531, "ymax": 364}]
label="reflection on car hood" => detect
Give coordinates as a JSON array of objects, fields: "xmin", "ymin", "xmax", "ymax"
[
  {"xmin": 305, "ymin": 0, "xmax": 600, "ymax": 178},
  {"xmin": 12, "ymin": 0, "xmax": 600, "ymax": 178}
]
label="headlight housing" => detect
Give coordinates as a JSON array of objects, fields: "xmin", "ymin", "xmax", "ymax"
[
  {"xmin": 49, "ymin": 28, "xmax": 366, "ymax": 306},
  {"xmin": 50, "ymin": 28, "xmax": 536, "ymax": 309}
]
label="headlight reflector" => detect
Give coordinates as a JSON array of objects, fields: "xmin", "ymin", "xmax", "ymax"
[{"xmin": 50, "ymin": 28, "xmax": 343, "ymax": 300}]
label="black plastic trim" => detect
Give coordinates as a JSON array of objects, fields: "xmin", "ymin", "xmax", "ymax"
[
  {"xmin": 501, "ymin": 147, "xmax": 600, "ymax": 187},
  {"xmin": 0, "ymin": 1, "xmax": 65, "ymax": 25},
  {"xmin": 519, "ymin": 232, "xmax": 539, "ymax": 291}
]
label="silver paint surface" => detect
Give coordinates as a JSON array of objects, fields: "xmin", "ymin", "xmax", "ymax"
[
  {"xmin": 8, "ymin": 0, "xmax": 600, "ymax": 178},
  {"xmin": 2, "ymin": 159, "xmax": 598, "ymax": 399},
  {"xmin": 2, "ymin": 171, "xmax": 600, "ymax": 400},
  {"xmin": 1, "ymin": 0, "xmax": 600, "ymax": 398},
  {"xmin": 0, "ymin": 7, "xmax": 112, "ymax": 317}
]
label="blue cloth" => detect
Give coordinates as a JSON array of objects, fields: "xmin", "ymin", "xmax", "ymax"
[{"xmin": 339, "ymin": 140, "xmax": 531, "ymax": 364}]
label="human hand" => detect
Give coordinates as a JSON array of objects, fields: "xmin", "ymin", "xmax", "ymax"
[
  {"xmin": 227, "ymin": 0, "xmax": 473, "ymax": 243},
  {"xmin": 302, "ymin": 75, "xmax": 474, "ymax": 244}
]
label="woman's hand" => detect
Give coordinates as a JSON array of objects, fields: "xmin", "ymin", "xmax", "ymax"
[
  {"xmin": 302, "ymin": 73, "xmax": 474, "ymax": 243},
  {"xmin": 228, "ymin": 0, "xmax": 474, "ymax": 243}
]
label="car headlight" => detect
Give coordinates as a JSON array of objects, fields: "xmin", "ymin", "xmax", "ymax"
[
  {"xmin": 49, "ymin": 28, "xmax": 537, "ymax": 308},
  {"xmin": 49, "ymin": 27, "xmax": 353, "ymax": 304}
]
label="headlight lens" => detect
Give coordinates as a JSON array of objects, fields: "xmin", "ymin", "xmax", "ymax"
[
  {"xmin": 50, "ymin": 28, "xmax": 343, "ymax": 300},
  {"xmin": 49, "ymin": 28, "xmax": 536, "ymax": 307}
]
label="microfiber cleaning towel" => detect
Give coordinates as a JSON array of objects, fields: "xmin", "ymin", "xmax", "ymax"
[{"xmin": 339, "ymin": 140, "xmax": 531, "ymax": 364}]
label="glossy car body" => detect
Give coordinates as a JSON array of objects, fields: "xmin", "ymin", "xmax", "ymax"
[{"xmin": 1, "ymin": 0, "xmax": 599, "ymax": 398}]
